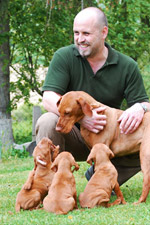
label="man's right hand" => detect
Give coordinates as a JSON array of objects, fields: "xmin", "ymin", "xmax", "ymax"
[{"xmin": 79, "ymin": 106, "xmax": 107, "ymax": 133}]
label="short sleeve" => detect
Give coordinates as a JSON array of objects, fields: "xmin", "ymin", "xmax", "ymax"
[
  {"xmin": 42, "ymin": 48, "xmax": 71, "ymax": 95},
  {"xmin": 124, "ymin": 64, "xmax": 149, "ymax": 106}
]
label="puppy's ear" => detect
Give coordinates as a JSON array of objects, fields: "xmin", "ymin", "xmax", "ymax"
[
  {"xmin": 87, "ymin": 155, "xmax": 94, "ymax": 166},
  {"xmin": 51, "ymin": 159, "xmax": 58, "ymax": 172},
  {"xmin": 109, "ymin": 150, "xmax": 114, "ymax": 159},
  {"xmin": 76, "ymin": 98, "xmax": 92, "ymax": 117},
  {"xmin": 106, "ymin": 147, "xmax": 114, "ymax": 159},
  {"xmin": 51, "ymin": 164, "xmax": 58, "ymax": 172},
  {"xmin": 56, "ymin": 97, "xmax": 62, "ymax": 107},
  {"xmin": 52, "ymin": 145, "xmax": 60, "ymax": 162},
  {"xmin": 71, "ymin": 161, "xmax": 79, "ymax": 172}
]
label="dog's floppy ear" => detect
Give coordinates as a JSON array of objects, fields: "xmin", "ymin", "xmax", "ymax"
[
  {"xmin": 108, "ymin": 149, "xmax": 114, "ymax": 159},
  {"xmin": 104, "ymin": 145, "xmax": 114, "ymax": 159},
  {"xmin": 87, "ymin": 152, "xmax": 95, "ymax": 166},
  {"xmin": 71, "ymin": 161, "xmax": 79, "ymax": 173},
  {"xmin": 51, "ymin": 145, "xmax": 60, "ymax": 162},
  {"xmin": 56, "ymin": 96, "xmax": 62, "ymax": 107},
  {"xmin": 76, "ymin": 97, "xmax": 92, "ymax": 117},
  {"xmin": 51, "ymin": 159, "xmax": 58, "ymax": 172}
]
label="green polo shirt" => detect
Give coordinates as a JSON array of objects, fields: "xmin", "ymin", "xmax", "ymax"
[{"xmin": 42, "ymin": 43, "xmax": 149, "ymax": 108}]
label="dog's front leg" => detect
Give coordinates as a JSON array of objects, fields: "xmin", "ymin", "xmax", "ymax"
[
  {"xmin": 74, "ymin": 192, "xmax": 78, "ymax": 209},
  {"xmin": 23, "ymin": 170, "xmax": 35, "ymax": 190},
  {"xmin": 108, "ymin": 182, "xmax": 126, "ymax": 206}
]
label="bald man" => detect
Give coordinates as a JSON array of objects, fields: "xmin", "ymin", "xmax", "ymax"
[{"xmin": 36, "ymin": 7, "xmax": 149, "ymax": 185}]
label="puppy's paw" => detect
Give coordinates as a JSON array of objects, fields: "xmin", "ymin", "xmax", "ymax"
[{"xmin": 23, "ymin": 182, "xmax": 32, "ymax": 190}]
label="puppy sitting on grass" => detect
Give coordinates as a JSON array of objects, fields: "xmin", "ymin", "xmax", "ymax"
[
  {"xmin": 79, "ymin": 143, "xmax": 126, "ymax": 208},
  {"xmin": 15, "ymin": 137, "xmax": 59, "ymax": 212},
  {"xmin": 43, "ymin": 151, "xmax": 79, "ymax": 214}
]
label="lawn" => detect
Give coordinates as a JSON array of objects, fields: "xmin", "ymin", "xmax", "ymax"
[{"xmin": 1, "ymin": 156, "xmax": 150, "ymax": 225}]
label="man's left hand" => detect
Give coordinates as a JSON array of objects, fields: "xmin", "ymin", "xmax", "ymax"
[{"xmin": 118, "ymin": 103, "xmax": 144, "ymax": 134}]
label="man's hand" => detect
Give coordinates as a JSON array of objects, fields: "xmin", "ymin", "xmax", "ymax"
[
  {"xmin": 79, "ymin": 106, "xmax": 107, "ymax": 133},
  {"xmin": 118, "ymin": 103, "xmax": 144, "ymax": 134}
]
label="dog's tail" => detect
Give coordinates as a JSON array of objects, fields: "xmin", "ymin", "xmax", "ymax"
[{"xmin": 15, "ymin": 202, "xmax": 21, "ymax": 212}]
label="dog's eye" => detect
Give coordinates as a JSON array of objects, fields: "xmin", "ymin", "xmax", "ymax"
[
  {"xmin": 64, "ymin": 108, "xmax": 71, "ymax": 115},
  {"xmin": 64, "ymin": 111, "xmax": 70, "ymax": 115}
]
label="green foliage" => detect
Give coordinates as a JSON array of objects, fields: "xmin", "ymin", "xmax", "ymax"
[
  {"xmin": 12, "ymin": 120, "xmax": 32, "ymax": 144},
  {"xmin": 12, "ymin": 104, "xmax": 33, "ymax": 144},
  {"xmin": 2, "ymin": 146, "xmax": 29, "ymax": 160},
  {"xmin": 10, "ymin": 147, "xmax": 29, "ymax": 158},
  {"xmin": 98, "ymin": 0, "xmax": 150, "ymax": 62}
]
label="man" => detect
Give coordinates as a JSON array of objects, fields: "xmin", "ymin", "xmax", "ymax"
[{"xmin": 36, "ymin": 7, "xmax": 150, "ymax": 185}]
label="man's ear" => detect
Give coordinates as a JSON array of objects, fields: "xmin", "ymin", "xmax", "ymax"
[{"xmin": 76, "ymin": 97, "xmax": 92, "ymax": 117}]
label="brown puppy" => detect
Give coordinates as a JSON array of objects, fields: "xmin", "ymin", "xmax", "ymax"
[
  {"xmin": 15, "ymin": 137, "xmax": 59, "ymax": 212},
  {"xmin": 79, "ymin": 143, "xmax": 126, "ymax": 208},
  {"xmin": 43, "ymin": 151, "xmax": 79, "ymax": 214},
  {"xmin": 56, "ymin": 91, "xmax": 150, "ymax": 204}
]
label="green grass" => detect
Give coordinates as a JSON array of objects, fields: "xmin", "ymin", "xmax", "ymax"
[{"xmin": 1, "ymin": 157, "xmax": 150, "ymax": 225}]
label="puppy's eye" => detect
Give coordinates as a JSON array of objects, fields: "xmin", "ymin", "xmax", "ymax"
[{"xmin": 64, "ymin": 111, "xmax": 70, "ymax": 115}]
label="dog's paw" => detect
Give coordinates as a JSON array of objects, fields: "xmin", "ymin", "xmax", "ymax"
[
  {"xmin": 23, "ymin": 182, "xmax": 32, "ymax": 190},
  {"xmin": 121, "ymin": 199, "xmax": 127, "ymax": 205}
]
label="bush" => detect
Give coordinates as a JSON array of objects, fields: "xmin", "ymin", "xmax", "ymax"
[
  {"xmin": 12, "ymin": 104, "xmax": 33, "ymax": 144},
  {"xmin": 12, "ymin": 120, "xmax": 32, "ymax": 144}
]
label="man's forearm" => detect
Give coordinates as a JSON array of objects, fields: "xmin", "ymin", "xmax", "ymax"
[{"xmin": 42, "ymin": 91, "xmax": 61, "ymax": 115}]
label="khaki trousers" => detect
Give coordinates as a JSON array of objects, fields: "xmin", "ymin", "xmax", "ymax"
[{"xmin": 35, "ymin": 112, "xmax": 141, "ymax": 185}]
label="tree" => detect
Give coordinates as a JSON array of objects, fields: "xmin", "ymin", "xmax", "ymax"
[
  {"xmin": 0, "ymin": 0, "xmax": 13, "ymax": 151},
  {"xmin": 9, "ymin": 0, "xmax": 98, "ymax": 107},
  {"xmin": 97, "ymin": 0, "xmax": 150, "ymax": 62}
]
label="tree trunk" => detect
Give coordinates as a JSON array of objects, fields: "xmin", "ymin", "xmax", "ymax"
[{"xmin": 0, "ymin": 0, "xmax": 13, "ymax": 153}]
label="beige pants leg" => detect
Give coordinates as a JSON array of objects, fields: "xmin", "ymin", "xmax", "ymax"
[{"xmin": 35, "ymin": 112, "xmax": 90, "ymax": 161}]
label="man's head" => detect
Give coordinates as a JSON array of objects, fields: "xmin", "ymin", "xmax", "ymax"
[{"xmin": 73, "ymin": 7, "xmax": 108, "ymax": 58}]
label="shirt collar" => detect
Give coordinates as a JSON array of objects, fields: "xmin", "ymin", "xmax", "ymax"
[{"xmin": 73, "ymin": 43, "xmax": 119, "ymax": 65}]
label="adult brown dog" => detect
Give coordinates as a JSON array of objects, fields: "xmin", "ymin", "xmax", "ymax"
[
  {"xmin": 43, "ymin": 151, "xmax": 79, "ymax": 214},
  {"xmin": 79, "ymin": 143, "xmax": 126, "ymax": 208},
  {"xmin": 56, "ymin": 91, "xmax": 150, "ymax": 204},
  {"xmin": 15, "ymin": 137, "xmax": 59, "ymax": 212}
]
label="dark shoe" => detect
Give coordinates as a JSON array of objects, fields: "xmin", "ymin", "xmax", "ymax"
[
  {"xmin": 85, "ymin": 165, "xmax": 94, "ymax": 181},
  {"xmin": 111, "ymin": 190, "xmax": 116, "ymax": 196}
]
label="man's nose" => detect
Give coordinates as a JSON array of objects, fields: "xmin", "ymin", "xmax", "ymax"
[{"xmin": 78, "ymin": 34, "xmax": 85, "ymax": 42}]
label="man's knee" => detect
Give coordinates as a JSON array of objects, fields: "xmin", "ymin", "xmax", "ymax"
[{"xmin": 35, "ymin": 112, "xmax": 59, "ymax": 143}]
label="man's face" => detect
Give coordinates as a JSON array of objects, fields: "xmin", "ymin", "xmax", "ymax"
[{"xmin": 73, "ymin": 16, "xmax": 103, "ymax": 58}]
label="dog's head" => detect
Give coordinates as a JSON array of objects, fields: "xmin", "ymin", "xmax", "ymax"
[
  {"xmin": 87, "ymin": 143, "xmax": 114, "ymax": 167},
  {"xmin": 51, "ymin": 151, "xmax": 79, "ymax": 173},
  {"xmin": 33, "ymin": 137, "xmax": 60, "ymax": 167},
  {"xmin": 56, "ymin": 91, "xmax": 100, "ymax": 133}
]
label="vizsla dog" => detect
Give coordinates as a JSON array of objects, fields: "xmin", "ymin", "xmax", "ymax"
[
  {"xmin": 56, "ymin": 91, "xmax": 150, "ymax": 204},
  {"xmin": 43, "ymin": 151, "xmax": 79, "ymax": 214},
  {"xmin": 79, "ymin": 143, "xmax": 126, "ymax": 208},
  {"xmin": 15, "ymin": 137, "xmax": 59, "ymax": 212}
]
